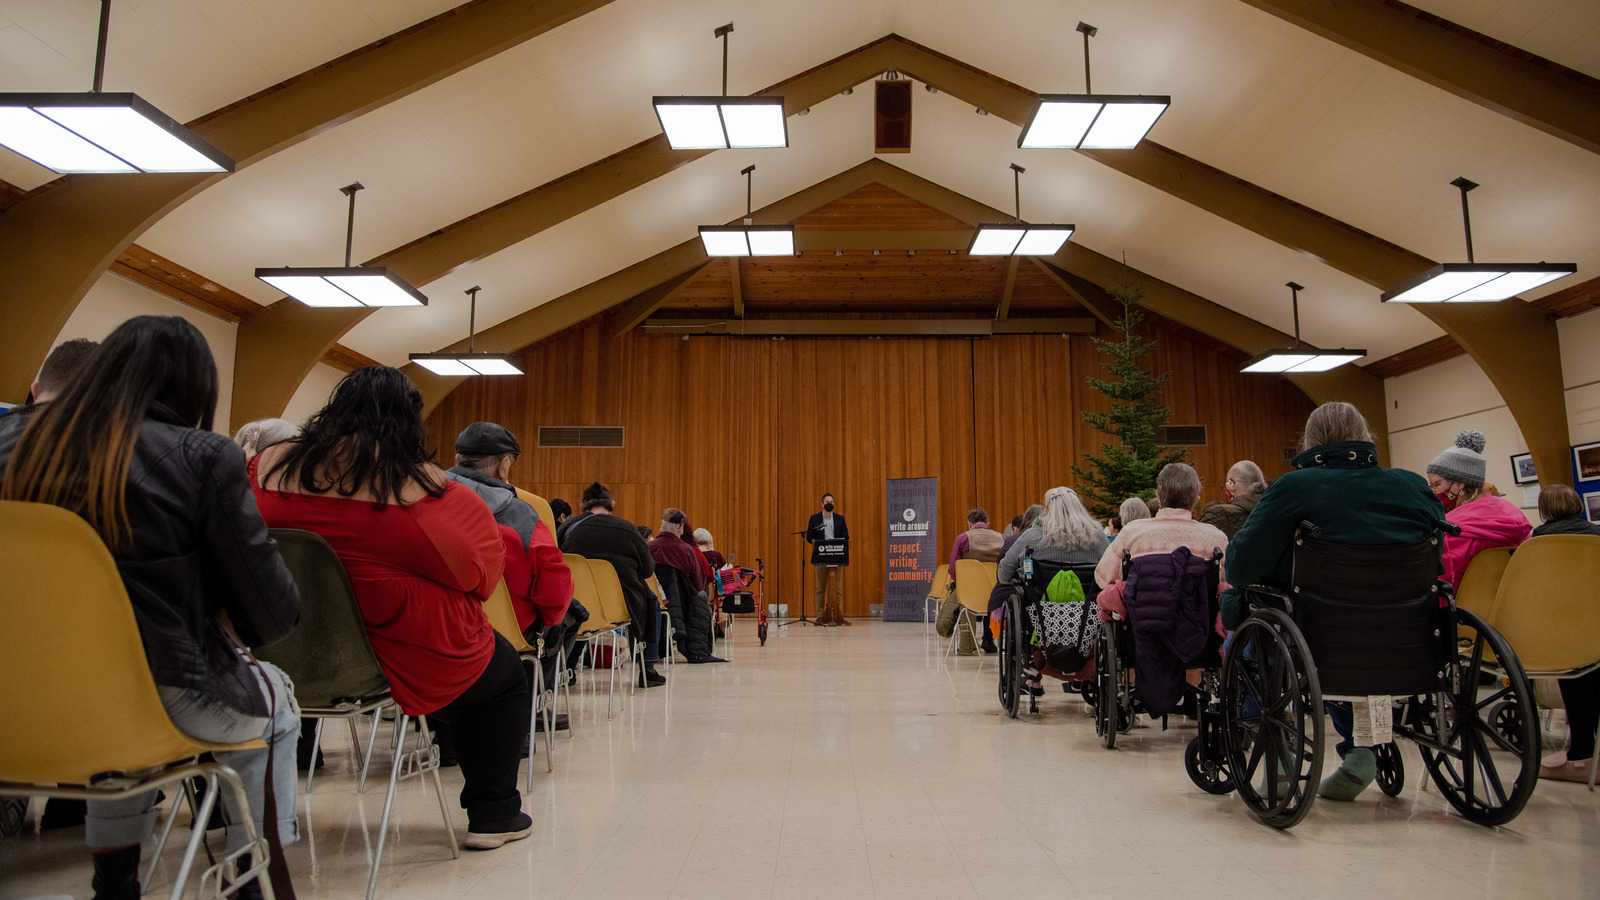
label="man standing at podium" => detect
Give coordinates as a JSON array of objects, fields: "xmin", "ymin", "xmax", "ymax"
[{"xmin": 806, "ymin": 492, "xmax": 850, "ymax": 626}]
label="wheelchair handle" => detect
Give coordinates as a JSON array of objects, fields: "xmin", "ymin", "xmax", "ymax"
[{"xmin": 1436, "ymin": 520, "xmax": 1462, "ymax": 538}]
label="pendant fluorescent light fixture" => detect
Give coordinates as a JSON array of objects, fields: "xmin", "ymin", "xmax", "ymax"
[
  {"xmin": 1381, "ymin": 178, "xmax": 1576, "ymax": 303},
  {"xmin": 255, "ymin": 183, "xmax": 427, "ymax": 308},
  {"xmin": 410, "ymin": 286, "xmax": 523, "ymax": 376},
  {"xmin": 699, "ymin": 165, "xmax": 795, "ymax": 257},
  {"xmin": 969, "ymin": 164, "xmax": 1075, "ymax": 256},
  {"xmin": 653, "ymin": 23, "xmax": 787, "ymax": 149},
  {"xmin": 1241, "ymin": 282, "xmax": 1365, "ymax": 373},
  {"xmin": 1019, "ymin": 22, "xmax": 1170, "ymax": 150},
  {"xmin": 0, "ymin": 0, "xmax": 232, "ymax": 173}
]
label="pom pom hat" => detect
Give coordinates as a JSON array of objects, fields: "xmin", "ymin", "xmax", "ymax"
[{"xmin": 1427, "ymin": 429, "xmax": 1488, "ymax": 485}]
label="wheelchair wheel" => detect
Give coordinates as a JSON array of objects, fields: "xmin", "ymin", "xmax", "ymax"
[
  {"xmin": 1488, "ymin": 700, "xmax": 1525, "ymax": 754},
  {"xmin": 1094, "ymin": 622, "xmax": 1120, "ymax": 749},
  {"xmin": 1408, "ymin": 607, "xmax": 1538, "ymax": 827},
  {"xmin": 1220, "ymin": 608, "xmax": 1324, "ymax": 829},
  {"xmin": 1185, "ymin": 735, "xmax": 1235, "ymax": 795},
  {"xmin": 998, "ymin": 600, "xmax": 1021, "ymax": 718},
  {"xmin": 1374, "ymin": 742, "xmax": 1405, "ymax": 797}
]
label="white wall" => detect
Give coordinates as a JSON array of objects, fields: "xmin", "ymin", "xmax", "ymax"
[
  {"xmin": 1384, "ymin": 305, "xmax": 1600, "ymax": 521},
  {"xmin": 281, "ymin": 363, "xmax": 347, "ymax": 428},
  {"xmin": 52, "ymin": 271, "xmax": 238, "ymax": 431}
]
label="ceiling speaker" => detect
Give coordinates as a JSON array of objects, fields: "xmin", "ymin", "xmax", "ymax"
[{"xmin": 875, "ymin": 80, "xmax": 912, "ymax": 154}]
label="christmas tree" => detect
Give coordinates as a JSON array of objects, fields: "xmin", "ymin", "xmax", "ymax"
[{"xmin": 1070, "ymin": 280, "xmax": 1188, "ymax": 519}]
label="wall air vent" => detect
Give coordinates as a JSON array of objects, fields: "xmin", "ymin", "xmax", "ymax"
[
  {"xmin": 538, "ymin": 426, "xmax": 625, "ymax": 448},
  {"xmin": 1155, "ymin": 425, "xmax": 1208, "ymax": 446}
]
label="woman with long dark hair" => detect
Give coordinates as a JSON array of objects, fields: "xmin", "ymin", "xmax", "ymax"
[
  {"xmin": 251, "ymin": 366, "xmax": 533, "ymax": 849},
  {"xmin": 0, "ymin": 316, "xmax": 302, "ymax": 900}
]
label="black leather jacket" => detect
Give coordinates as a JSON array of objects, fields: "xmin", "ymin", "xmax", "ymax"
[{"xmin": 0, "ymin": 405, "xmax": 300, "ymax": 716}]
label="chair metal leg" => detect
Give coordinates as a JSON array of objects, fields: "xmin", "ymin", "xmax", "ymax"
[
  {"xmin": 304, "ymin": 718, "xmax": 326, "ymax": 794},
  {"xmin": 143, "ymin": 776, "xmax": 195, "ymax": 887},
  {"xmin": 358, "ymin": 709, "xmax": 383, "ymax": 794},
  {"xmin": 555, "ymin": 648, "xmax": 573, "ymax": 738},
  {"xmin": 205, "ymin": 765, "xmax": 274, "ymax": 900},
  {"xmin": 415, "ymin": 714, "xmax": 459, "ymax": 862},
  {"xmin": 368, "ymin": 714, "xmax": 407, "ymax": 900}
]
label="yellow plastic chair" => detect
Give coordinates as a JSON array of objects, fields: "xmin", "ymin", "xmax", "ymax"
[
  {"xmin": 948, "ymin": 559, "xmax": 997, "ymax": 665},
  {"xmin": 924, "ymin": 574, "xmax": 953, "ymax": 636},
  {"xmin": 1483, "ymin": 534, "xmax": 1600, "ymax": 790},
  {"xmin": 564, "ymin": 553, "xmax": 625, "ymax": 715},
  {"xmin": 647, "ymin": 573, "xmax": 674, "ymax": 667},
  {"xmin": 0, "ymin": 501, "xmax": 274, "ymax": 900},
  {"xmin": 588, "ymin": 558, "xmax": 645, "ymax": 714},
  {"xmin": 482, "ymin": 579, "xmax": 554, "ymax": 782},
  {"xmin": 514, "ymin": 487, "xmax": 556, "ymax": 539},
  {"xmin": 1455, "ymin": 546, "xmax": 1513, "ymax": 619}
]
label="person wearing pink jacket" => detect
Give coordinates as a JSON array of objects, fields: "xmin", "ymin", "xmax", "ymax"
[{"xmin": 1425, "ymin": 429, "xmax": 1531, "ymax": 588}]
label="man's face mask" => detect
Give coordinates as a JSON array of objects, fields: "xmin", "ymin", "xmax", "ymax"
[{"xmin": 824, "ymin": 502, "xmax": 834, "ymax": 512}]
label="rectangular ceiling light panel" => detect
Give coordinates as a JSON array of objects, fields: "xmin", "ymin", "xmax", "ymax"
[
  {"xmin": 1381, "ymin": 262, "xmax": 1576, "ymax": 303},
  {"xmin": 409, "ymin": 353, "xmax": 523, "ymax": 376},
  {"xmin": 1240, "ymin": 350, "xmax": 1365, "ymax": 373},
  {"xmin": 1014, "ymin": 226, "xmax": 1075, "ymax": 256},
  {"xmin": 256, "ymin": 266, "xmax": 428, "ymax": 308},
  {"xmin": 699, "ymin": 225, "xmax": 794, "ymax": 257},
  {"xmin": 654, "ymin": 96, "xmax": 787, "ymax": 149},
  {"xmin": 969, "ymin": 225, "xmax": 1074, "ymax": 256},
  {"xmin": 0, "ymin": 93, "xmax": 233, "ymax": 173},
  {"xmin": 1019, "ymin": 94, "xmax": 1170, "ymax": 149}
]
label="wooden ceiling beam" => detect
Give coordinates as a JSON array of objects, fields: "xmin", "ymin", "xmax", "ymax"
[
  {"xmin": 1240, "ymin": 0, "xmax": 1600, "ymax": 157},
  {"xmin": 609, "ymin": 264, "xmax": 712, "ymax": 337},
  {"xmin": 0, "ymin": 0, "xmax": 618, "ymax": 412},
  {"xmin": 638, "ymin": 318, "xmax": 1096, "ymax": 336},
  {"xmin": 730, "ymin": 261, "xmax": 744, "ymax": 319},
  {"xmin": 997, "ymin": 257, "xmax": 1019, "ymax": 320},
  {"xmin": 795, "ymin": 230, "xmax": 971, "ymax": 250}
]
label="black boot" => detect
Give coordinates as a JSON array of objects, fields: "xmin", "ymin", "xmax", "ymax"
[
  {"xmin": 232, "ymin": 852, "xmax": 265, "ymax": 900},
  {"xmin": 91, "ymin": 845, "xmax": 141, "ymax": 900}
]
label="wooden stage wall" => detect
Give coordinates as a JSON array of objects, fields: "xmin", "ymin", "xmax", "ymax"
[{"xmin": 426, "ymin": 318, "xmax": 1316, "ymax": 619}]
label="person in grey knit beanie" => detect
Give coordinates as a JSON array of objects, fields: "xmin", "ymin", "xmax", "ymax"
[{"xmin": 1428, "ymin": 429, "xmax": 1487, "ymax": 485}]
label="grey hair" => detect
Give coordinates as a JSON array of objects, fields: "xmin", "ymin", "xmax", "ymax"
[
  {"xmin": 1301, "ymin": 401, "xmax": 1373, "ymax": 452},
  {"xmin": 1038, "ymin": 487, "xmax": 1105, "ymax": 551},
  {"xmin": 1020, "ymin": 503, "xmax": 1045, "ymax": 529},
  {"xmin": 232, "ymin": 418, "xmax": 299, "ymax": 459},
  {"xmin": 967, "ymin": 508, "xmax": 988, "ymax": 524},
  {"xmin": 1227, "ymin": 460, "xmax": 1266, "ymax": 497},
  {"xmin": 453, "ymin": 452, "xmax": 507, "ymax": 476},
  {"xmin": 1118, "ymin": 497, "xmax": 1152, "ymax": 526},
  {"xmin": 693, "ymin": 527, "xmax": 713, "ymax": 548},
  {"xmin": 1157, "ymin": 463, "xmax": 1202, "ymax": 510}
]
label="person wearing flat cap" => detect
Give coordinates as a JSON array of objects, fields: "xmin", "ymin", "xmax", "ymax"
[
  {"xmin": 1425, "ymin": 428, "xmax": 1530, "ymax": 589},
  {"xmin": 446, "ymin": 423, "xmax": 578, "ymax": 729},
  {"xmin": 556, "ymin": 481, "xmax": 665, "ymax": 686}
]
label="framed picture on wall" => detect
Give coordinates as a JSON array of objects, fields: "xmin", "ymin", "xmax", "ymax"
[
  {"xmin": 1509, "ymin": 453, "xmax": 1538, "ymax": 486},
  {"xmin": 1575, "ymin": 442, "xmax": 1600, "ymax": 484},
  {"xmin": 1587, "ymin": 491, "xmax": 1600, "ymax": 523}
]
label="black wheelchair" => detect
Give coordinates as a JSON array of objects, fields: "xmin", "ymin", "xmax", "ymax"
[
  {"xmin": 1095, "ymin": 547, "xmax": 1225, "ymax": 752},
  {"xmin": 1220, "ymin": 522, "xmax": 1539, "ymax": 829},
  {"xmin": 997, "ymin": 555, "xmax": 1102, "ymax": 719}
]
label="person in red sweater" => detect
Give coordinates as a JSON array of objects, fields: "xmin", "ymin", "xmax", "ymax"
[
  {"xmin": 251, "ymin": 367, "xmax": 533, "ymax": 851},
  {"xmin": 445, "ymin": 421, "xmax": 577, "ymax": 730}
]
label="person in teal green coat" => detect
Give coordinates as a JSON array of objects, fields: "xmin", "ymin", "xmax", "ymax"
[{"xmin": 1221, "ymin": 401, "xmax": 1446, "ymax": 802}]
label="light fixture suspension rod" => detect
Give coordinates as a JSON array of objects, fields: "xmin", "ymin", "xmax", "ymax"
[
  {"xmin": 742, "ymin": 164, "xmax": 755, "ymax": 216},
  {"xmin": 465, "ymin": 286, "xmax": 481, "ymax": 353},
  {"xmin": 339, "ymin": 182, "xmax": 363, "ymax": 267},
  {"xmin": 1076, "ymin": 22, "xmax": 1098, "ymax": 94},
  {"xmin": 1451, "ymin": 177, "xmax": 1479, "ymax": 264},
  {"xmin": 1287, "ymin": 281, "xmax": 1304, "ymax": 349},
  {"xmin": 1010, "ymin": 163, "xmax": 1025, "ymax": 222},
  {"xmin": 92, "ymin": 0, "xmax": 112, "ymax": 92},
  {"xmin": 715, "ymin": 23, "xmax": 734, "ymax": 95}
]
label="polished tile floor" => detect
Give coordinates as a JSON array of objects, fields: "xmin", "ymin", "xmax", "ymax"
[{"xmin": 4, "ymin": 619, "xmax": 1598, "ymax": 899}]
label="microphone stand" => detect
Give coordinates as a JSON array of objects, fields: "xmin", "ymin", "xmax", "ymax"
[{"xmin": 780, "ymin": 528, "xmax": 816, "ymax": 627}]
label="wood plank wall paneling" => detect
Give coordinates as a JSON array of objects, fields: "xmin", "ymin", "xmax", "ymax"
[{"xmin": 427, "ymin": 318, "xmax": 1315, "ymax": 618}]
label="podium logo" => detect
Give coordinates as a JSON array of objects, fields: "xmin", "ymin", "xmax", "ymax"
[{"xmin": 902, "ymin": 508, "xmax": 916, "ymax": 521}]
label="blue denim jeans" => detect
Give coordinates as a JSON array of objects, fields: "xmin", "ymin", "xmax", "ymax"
[
  {"xmin": 86, "ymin": 659, "xmax": 301, "ymax": 852},
  {"xmin": 1327, "ymin": 700, "xmax": 1359, "ymax": 759}
]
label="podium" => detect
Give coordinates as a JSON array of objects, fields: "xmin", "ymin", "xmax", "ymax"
[{"xmin": 811, "ymin": 538, "xmax": 849, "ymax": 567}]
